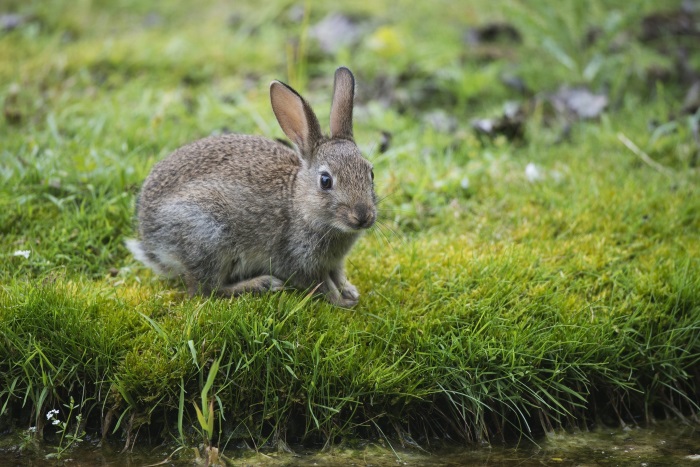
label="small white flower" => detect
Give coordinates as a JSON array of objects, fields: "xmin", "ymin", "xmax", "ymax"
[
  {"xmin": 27, "ymin": 426, "xmax": 37, "ymax": 433},
  {"xmin": 52, "ymin": 419, "xmax": 61, "ymax": 426},
  {"xmin": 13, "ymin": 250, "xmax": 31, "ymax": 259},
  {"xmin": 525, "ymin": 163, "xmax": 543, "ymax": 182},
  {"xmin": 46, "ymin": 409, "xmax": 59, "ymax": 420},
  {"xmin": 460, "ymin": 177, "xmax": 470, "ymax": 190}
]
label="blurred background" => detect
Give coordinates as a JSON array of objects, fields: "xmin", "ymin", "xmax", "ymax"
[{"xmin": 3, "ymin": 0, "xmax": 698, "ymax": 147}]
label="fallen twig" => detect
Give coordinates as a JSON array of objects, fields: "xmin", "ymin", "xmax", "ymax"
[{"xmin": 617, "ymin": 132, "xmax": 673, "ymax": 176}]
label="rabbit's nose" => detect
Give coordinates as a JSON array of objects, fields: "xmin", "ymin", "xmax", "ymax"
[{"xmin": 351, "ymin": 205, "xmax": 376, "ymax": 229}]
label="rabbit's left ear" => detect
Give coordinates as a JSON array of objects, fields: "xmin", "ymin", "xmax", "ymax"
[
  {"xmin": 329, "ymin": 67, "xmax": 355, "ymax": 141},
  {"xmin": 270, "ymin": 80, "xmax": 323, "ymax": 158}
]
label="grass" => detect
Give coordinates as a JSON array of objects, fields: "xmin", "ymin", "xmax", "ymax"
[{"xmin": 1, "ymin": 0, "xmax": 699, "ymax": 461}]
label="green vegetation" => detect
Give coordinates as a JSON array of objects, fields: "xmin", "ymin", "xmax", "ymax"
[{"xmin": 1, "ymin": 0, "xmax": 699, "ymax": 462}]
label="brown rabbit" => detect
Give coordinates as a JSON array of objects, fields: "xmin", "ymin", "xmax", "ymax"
[{"xmin": 126, "ymin": 67, "xmax": 376, "ymax": 307}]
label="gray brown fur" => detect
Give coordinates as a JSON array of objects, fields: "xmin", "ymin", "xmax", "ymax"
[{"xmin": 126, "ymin": 67, "xmax": 376, "ymax": 307}]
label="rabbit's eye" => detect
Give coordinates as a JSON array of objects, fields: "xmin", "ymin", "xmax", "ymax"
[
  {"xmin": 320, "ymin": 172, "xmax": 333, "ymax": 190},
  {"xmin": 370, "ymin": 170, "xmax": 374, "ymax": 182}
]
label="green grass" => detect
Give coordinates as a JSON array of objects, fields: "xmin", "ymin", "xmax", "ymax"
[{"xmin": 1, "ymin": 0, "xmax": 699, "ymax": 460}]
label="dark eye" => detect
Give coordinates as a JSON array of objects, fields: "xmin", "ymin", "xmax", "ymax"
[
  {"xmin": 320, "ymin": 172, "xmax": 333, "ymax": 190},
  {"xmin": 370, "ymin": 169, "xmax": 374, "ymax": 182}
]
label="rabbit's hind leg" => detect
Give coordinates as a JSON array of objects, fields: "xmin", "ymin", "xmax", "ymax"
[{"xmin": 218, "ymin": 276, "xmax": 285, "ymax": 297}]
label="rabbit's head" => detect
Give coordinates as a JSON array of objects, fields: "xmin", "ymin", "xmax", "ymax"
[{"xmin": 271, "ymin": 67, "xmax": 376, "ymax": 233}]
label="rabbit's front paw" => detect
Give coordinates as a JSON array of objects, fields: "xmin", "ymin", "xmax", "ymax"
[
  {"xmin": 324, "ymin": 271, "xmax": 360, "ymax": 308},
  {"xmin": 340, "ymin": 281, "xmax": 359, "ymax": 301},
  {"xmin": 329, "ymin": 269, "xmax": 359, "ymax": 302},
  {"xmin": 331, "ymin": 294, "xmax": 359, "ymax": 308}
]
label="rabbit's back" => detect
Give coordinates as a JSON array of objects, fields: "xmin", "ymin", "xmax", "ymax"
[
  {"xmin": 133, "ymin": 134, "xmax": 302, "ymax": 287},
  {"xmin": 139, "ymin": 134, "xmax": 300, "ymax": 206}
]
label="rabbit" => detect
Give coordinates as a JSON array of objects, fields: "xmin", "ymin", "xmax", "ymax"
[{"xmin": 126, "ymin": 67, "xmax": 376, "ymax": 307}]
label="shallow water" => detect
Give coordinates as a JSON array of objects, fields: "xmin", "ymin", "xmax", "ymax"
[{"xmin": 2, "ymin": 420, "xmax": 699, "ymax": 466}]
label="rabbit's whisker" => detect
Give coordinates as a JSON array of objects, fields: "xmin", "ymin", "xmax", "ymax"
[{"xmin": 371, "ymin": 224, "xmax": 396, "ymax": 251}]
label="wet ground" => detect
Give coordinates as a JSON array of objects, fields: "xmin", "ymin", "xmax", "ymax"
[{"xmin": 1, "ymin": 420, "xmax": 699, "ymax": 466}]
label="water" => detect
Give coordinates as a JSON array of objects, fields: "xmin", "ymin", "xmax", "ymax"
[{"xmin": 1, "ymin": 420, "xmax": 699, "ymax": 466}]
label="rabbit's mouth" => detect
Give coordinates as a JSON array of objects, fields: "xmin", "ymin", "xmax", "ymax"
[{"xmin": 337, "ymin": 205, "xmax": 376, "ymax": 231}]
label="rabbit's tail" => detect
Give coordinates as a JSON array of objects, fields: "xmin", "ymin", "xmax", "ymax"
[
  {"xmin": 126, "ymin": 238, "xmax": 183, "ymax": 278},
  {"xmin": 126, "ymin": 238, "xmax": 155, "ymax": 270}
]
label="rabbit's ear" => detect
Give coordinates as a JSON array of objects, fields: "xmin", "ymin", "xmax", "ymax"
[
  {"xmin": 270, "ymin": 81, "xmax": 323, "ymax": 158},
  {"xmin": 329, "ymin": 67, "xmax": 355, "ymax": 141}
]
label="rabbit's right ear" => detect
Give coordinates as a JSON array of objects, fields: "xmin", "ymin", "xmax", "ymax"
[
  {"xmin": 329, "ymin": 67, "xmax": 355, "ymax": 141},
  {"xmin": 270, "ymin": 81, "xmax": 323, "ymax": 158}
]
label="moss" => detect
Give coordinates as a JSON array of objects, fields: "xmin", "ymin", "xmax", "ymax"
[{"xmin": 1, "ymin": 0, "xmax": 698, "ymax": 456}]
